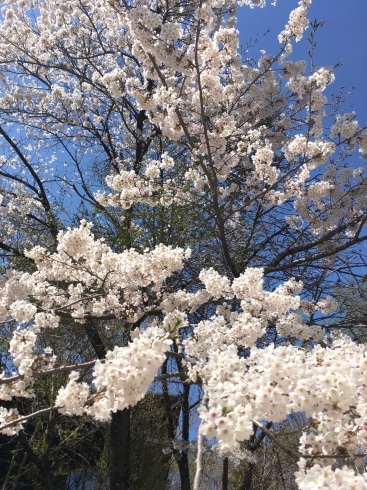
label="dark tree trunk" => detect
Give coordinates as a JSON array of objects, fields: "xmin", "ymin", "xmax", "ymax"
[
  {"xmin": 177, "ymin": 453, "xmax": 191, "ymax": 490},
  {"xmin": 161, "ymin": 357, "xmax": 191, "ymax": 490},
  {"xmin": 85, "ymin": 320, "xmax": 107, "ymax": 359},
  {"xmin": 240, "ymin": 463, "xmax": 255, "ymax": 490},
  {"xmin": 176, "ymin": 384, "xmax": 191, "ymax": 490},
  {"xmin": 109, "ymin": 408, "xmax": 131, "ymax": 490},
  {"xmin": 222, "ymin": 457, "xmax": 229, "ymax": 490}
]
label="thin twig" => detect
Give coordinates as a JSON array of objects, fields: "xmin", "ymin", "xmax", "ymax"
[
  {"xmin": 253, "ymin": 419, "xmax": 301, "ymax": 461},
  {"xmin": 0, "ymin": 406, "xmax": 61, "ymax": 433},
  {"xmin": 0, "ymin": 360, "xmax": 99, "ymax": 385}
]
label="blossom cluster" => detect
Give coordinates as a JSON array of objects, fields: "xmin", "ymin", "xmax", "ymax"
[
  {"xmin": 193, "ymin": 337, "xmax": 367, "ymax": 467},
  {"xmin": 295, "ymin": 459, "xmax": 367, "ymax": 490},
  {"xmin": 54, "ymin": 327, "xmax": 172, "ymax": 421},
  {"xmin": 90, "ymin": 327, "xmax": 172, "ymax": 420},
  {"xmin": 0, "ymin": 221, "xmax": 190, "ymax": 325},
  {"xmin": 55, "ymin": 371, "xmax": 90, "ymax": 417}
]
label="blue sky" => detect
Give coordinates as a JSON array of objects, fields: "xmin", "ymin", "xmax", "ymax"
[{"xmin": 237, "ymin": 0, "xmax": 367, "ymax": 126}]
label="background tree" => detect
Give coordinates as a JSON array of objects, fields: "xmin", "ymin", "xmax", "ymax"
[{"xmin": 331, "ymin": 280, "xmax": 367, "ymax": 344}]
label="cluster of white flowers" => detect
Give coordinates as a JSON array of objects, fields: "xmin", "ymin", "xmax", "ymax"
[
  {"xmin": 190, "ymin": 337, "xmax": 367, "ymax": 464},
  {"xmin": 0, "ymin": 408, "xmax": 23, "ymax": 436},
  {"xmin": 215, "ymin": 444, "xmax": 258, "ymax": 465},
  {"xmin": 90, "ymin": 327, "xmax": 172, "ymax": 420},
  {"xmin": 34, "ymin": 312, "xmax": 60, "ymax": 330},
  {"xmin": 54, "ymin": 327, "xmax": 172, "ymax": 420},
  {"xmin": 199, "ymin": 268, "xmax": 231, "ymax": 299},
  {"xmin": 278, "ymin": 0, "xmax": 312, "ymax": 53},
  {"xmin": 96, "ymin": 155, "xmax": 178, "ymax": 208},
  {"xmin": 239, "ymin": 0, "xmax": 266, "ymax": 8},
  {"xmin": 55, "ymin": 371, "xmax": 90, "ymax": 416},
  {"xmin": 9, "ymin": 327, "xmax": 37, "ymax": 377},
  {"xmin": 295, "ymin": 460, "xmax": 367, "ymax": 489},
  {"xmin": 97, "ymin": 170, "xmax": 154, "ymax": 209},
  {"xmin": 285, "ymin": 67, "xmax": 334, "ymax": 137},
  {"xmin": 329, "ymin": 112, "xmax": 367, "ymax": 159},
  {"xmin": 317, "ymin": 296, "xmax": 339, "ymax": 314},
  {"xmin": 160, "ymin": 288, "xmax": 211, "ymax": 314},
  {"xmin": 283, "ymin": 135, "xmax": 335, "ymax": 166},
  {"xmin": 0, "ymin": 221, "xmax": 191, "ymax": 323},
  {"xmin": 162, "ymin": 310, "xmax": 188, "ymax": 333},
  {"xmin": 0, "ymin": 379, "xmax": 35, "ymax": 403},
  {"xmin": 282, "ymin": 60, "xmax": 306, "ymax": 78},
  {"xmin": 8, "ymin": 300, "xmax": 37, "ymax": 323},
  {"xmin": 331, "ymin": 112, "xmax": 359, "ymax": 140}
]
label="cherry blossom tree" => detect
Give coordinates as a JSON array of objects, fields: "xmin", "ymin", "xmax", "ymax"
[{"xmin": 1, "ymin": 0, "xmax": 367, "ymax": 488}]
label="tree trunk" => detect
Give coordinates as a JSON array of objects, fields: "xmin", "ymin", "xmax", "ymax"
[
  {"xmin": 240, "ymin": 463, "xmax": 255, "ymax": 490},
  {"xmin": 177, "ymin": 453, "xmax": 191, "ymax": 490},
  {"xmin": 161, "ymin": 358, "xmax": 191, "ymax": 490},
  {"xmin": 222, "ymin": 457, "xmax": 229, "ymax": 490},
  {"xmin": 109, "ymin": 408, "xmax": 131, "ymax": 490},
  {"xmin": 177, "ymin": 384, "xmax": 191, "ymax": 490}
]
